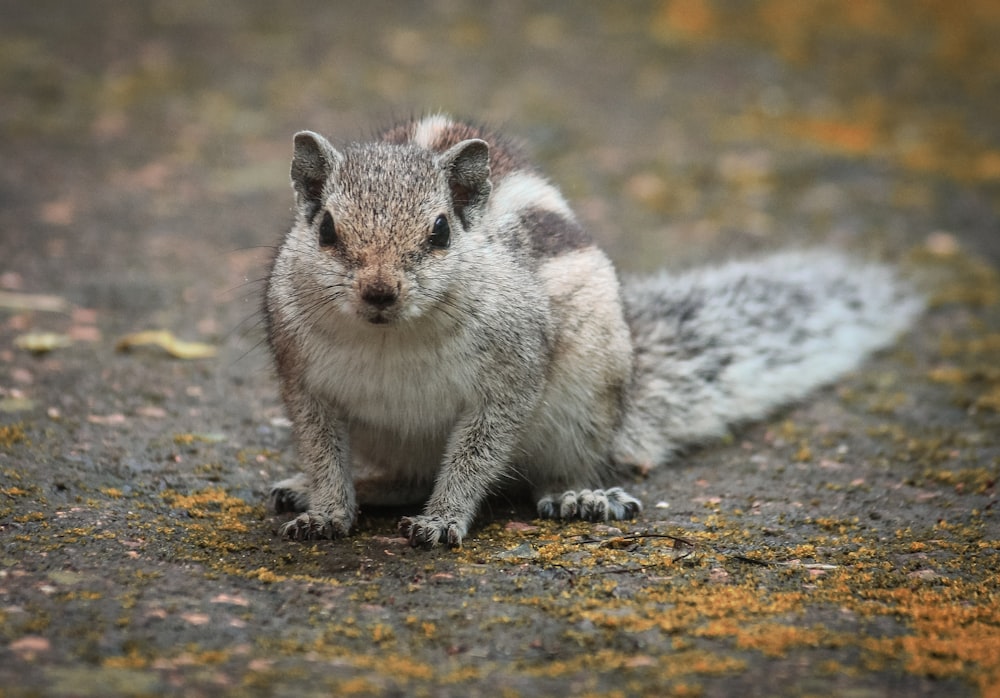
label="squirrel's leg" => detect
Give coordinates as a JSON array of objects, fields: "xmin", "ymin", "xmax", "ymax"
[
  {"xmin": 399, "ymin": 406, "xmax": 528, "ymax": 549},
  {"xmin": 270, "ymin": 394, "xmax": 356, "ymax": 540}
]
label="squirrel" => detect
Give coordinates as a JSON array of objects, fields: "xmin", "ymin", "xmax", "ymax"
[{"xmin": 264, "ymin": 113, "xmax": 923, "ymax": 548}]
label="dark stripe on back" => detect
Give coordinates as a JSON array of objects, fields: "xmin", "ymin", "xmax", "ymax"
[{"xmin": 521, "ymin": 208, "xmax": 592, "ymax": 257}]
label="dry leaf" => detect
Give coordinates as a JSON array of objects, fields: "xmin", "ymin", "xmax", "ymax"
[
  {"xmin": 0, "ymin": 291, "xmax": 70, "ymax": 313},
  {"xmin": 115, "ymin": 330, "xmax": 217, "ymax": 359},
  {"xmin": 14, "ymin": 332, "xmax": 73, "ymax": 354},
  {"xmin": 88, "ymin": 413, "xmax": 127, "ymax": 426},
  {"xmin": 0, "ymin": 397, "xmax": 36, "ymax": 413}
]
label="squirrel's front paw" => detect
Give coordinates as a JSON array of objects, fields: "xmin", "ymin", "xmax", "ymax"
[
  {"xmin": 279, "ymin": 510, "xmax": 351, "ymax": 541},
  {"xmin": 537, "ymin": 487, "xmax": 642, "ymax": 522},
  {"xmin": 398, "ymin": 515, "xmax": 466, "ymax": 549}
]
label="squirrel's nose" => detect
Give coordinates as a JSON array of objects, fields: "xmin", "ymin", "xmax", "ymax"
[{"xmin": 360, "ymin": 280, "xmax": 400, "ymax": 309}]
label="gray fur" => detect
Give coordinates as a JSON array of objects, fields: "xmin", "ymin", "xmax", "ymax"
[
  {"xmin": 264, "ymin": 114, "xmax": 923, "ymax": 548},
  {"xmin": 611, "ymin": 252, "xmax": 923, "ymax": 471}
]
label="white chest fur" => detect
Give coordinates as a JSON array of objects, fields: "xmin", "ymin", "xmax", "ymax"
[{"xmin": 298, "ymin": 319, "xmax": 478, "ymax": 438}]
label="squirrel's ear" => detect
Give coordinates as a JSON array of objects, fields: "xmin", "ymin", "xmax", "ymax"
[
  {"xmin": 290, "ymin": 131, "xmax": 343, "ymax": 207},
  {"xmin": 438, "ymin": 138, "xmax": 491, "ymax": 225}
]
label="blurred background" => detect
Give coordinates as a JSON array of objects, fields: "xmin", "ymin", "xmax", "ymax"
[{"xmin": 2, "ymin": 0, "xmax": 998, "ymax": 332}]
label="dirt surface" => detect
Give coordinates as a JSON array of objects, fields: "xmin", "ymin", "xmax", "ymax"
[{"xmin": 1, "ymin": 1, "xmax": 998, "ymax": 696}]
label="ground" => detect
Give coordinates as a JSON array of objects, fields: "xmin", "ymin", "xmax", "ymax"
[{"xmin": 1, "ymin": 1, "xmax": 998, "ymax": 696}]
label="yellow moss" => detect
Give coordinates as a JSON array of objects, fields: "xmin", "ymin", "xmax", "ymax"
[
  {"xmin": 349, "ymin": 654, "xmax": 434, "ymax": 681},
  {"xmin": 330, "ymin": 621, "xmax": 362, "ymax": 640},
  {"xmin": 235, "ymin": 448, "xmax": 282, "ymax": 465},
  {"xmin": 162, "ymin": 487, "xmax": 252, "ymax": 518},
  {"xmin": 440, "ymin": 665, "xmax": 483, "ymax": 684},
  {"xmin": 60, "ymin": 590, "xmax": 102, "ymax": 602},
  {"xmin": 974, "ymin": 386, "xmax": 1000, "ymax": 412},
  {"xmin": 13, "ymin": 511, "xmax": 45, "ymax": 523},
  {"xmin": 0, "ymin": 423, "xmax": 28, "ymax": 448},
  {"xmin": 819, "ymin": 659, "xmax": 849, "ymax": 676},
  {"xmin": 173, "ymin": 432, "xmax": 197, "ymax": 446},
  {"xmin": 868, "ymin": 392, "xmax": 910, "ymax": 414},
  {"xmin": 192, "ymin": 649, "xmax": 230, "ymax": 664},
  {"xmin": 336, "ymin": 677, "xmax": 381, "ymax": 695},
  {"xmin": 102, "ymin": 649, "xmax": 148, "ymax": 669},
  {"xmin": 856, "ymin": 585, "xmax": 1000, "ymax": 694},
  {"xmin": 787, "ymin": 543, "xmax": 818, "ymax": 559},
  {"xmin": 651, "ymin": 0, "xmax": 718, "ymax": 41},
  {"xmin": 921, "ymin": 467, "xmax": 997, "ymax": 494},
  {"xmin": 928, "ymin": 365, "xmax": 968, "ymax": 384},
  {"xmin": 523, "ymin": 646, "xmax": 745, "ymax": 681},
  {"xmin": 158, "ymin": 487, "xmax": 256, "ymax": 550},
  {"xmin": 371, "ymin": 623, "xmax": 395, "ymax": 645},
  {"xmin": 811, "ymin": 517, "xmax": 858, "ymax": 533},
  {"xmin": 909, "ymin": 248, "xmax": 1000, "ymax": 308},
  {"xmin": 248, "ymin": 567, "xmax": 286, "ymax": 584},
  {"xmin": 776, "ymin": 419, "xmax": 802, "ymax": 441},
  {"xmin": 697, "ymin": 620, "xmax": 835, "ymax": 658}
]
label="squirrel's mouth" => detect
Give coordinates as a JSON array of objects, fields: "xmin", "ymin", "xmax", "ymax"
[{"xmin": 360, "ymin": 306, "xmax": 398, "ymax": 325}]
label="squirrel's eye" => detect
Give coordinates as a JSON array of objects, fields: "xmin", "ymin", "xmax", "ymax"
[
  {"xmin": 428, "ymin": 214, "xmax": 451, "ymax": 250},
  {"xmin": 318, "ymin": 211, "xmax": 337, "ymax": 247}
]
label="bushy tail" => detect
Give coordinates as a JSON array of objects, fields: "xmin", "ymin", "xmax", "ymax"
[{"xmin": 611, "ymin": 250, "xmax": 923, "ymax": 470}]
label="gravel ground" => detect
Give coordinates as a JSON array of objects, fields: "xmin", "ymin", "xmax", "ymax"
[{"xmin": 1, "ymin": 2, "xmax": 998, "ymax": 696}]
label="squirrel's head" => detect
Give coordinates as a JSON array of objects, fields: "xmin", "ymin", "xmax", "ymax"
[{"xmin": 286, "ymin": 131, "xmax": 491, "ymax": 326}]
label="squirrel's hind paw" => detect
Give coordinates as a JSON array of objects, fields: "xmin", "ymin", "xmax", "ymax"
[{"xmin": 537, "ymin": 487, "xmax": 642, "ymax": 522}]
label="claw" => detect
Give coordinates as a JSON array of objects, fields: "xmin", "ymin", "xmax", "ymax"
[
  {"xmin": 398, "ymin": 515, "xmax": 464, "ymax": 549},
  {"xmin": 278, "ymin": 511, "xmax": 351, "ymax": 540},
  {"xmin": 536, "ymin": 487, "xmax": 642, "ymax": 522}
]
